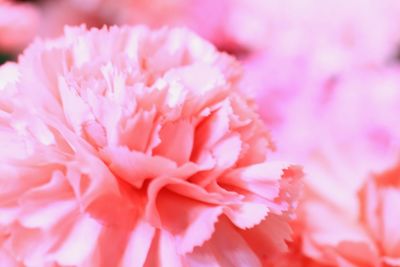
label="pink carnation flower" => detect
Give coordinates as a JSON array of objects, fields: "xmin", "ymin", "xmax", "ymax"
[
  {"xmin": 0, "ymin": 26, "xmax": 302, "ymax": 266},
  {"xmin": 0, "ymin": 0, "xmax": 39, "ymax": 53}
]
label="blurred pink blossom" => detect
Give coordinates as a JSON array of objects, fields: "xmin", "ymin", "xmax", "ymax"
[
  {"xmin": 210, "ymin": 0, "xmax": 400, "ymax": 133},
  {"xmin": 0, "ymin": 26, "xmax": 302, "ymax": 266},
  {"xmin": 271, "ymin": 66, "xmax": 400, "ymax": 266},
  {"xmin": 0, "ymin": 0, "xmax": 39, "ymax": 52},
  {"xmin": 296, "ymin": 161, "xmax": 400, "ymax": 267},
  {"xmin": 38, "ymin": 0, "xmax": 101, "ymax": 38},
  {"xmin": 227, "ymin": 0, "xmax": 400, "ymax": 60}
]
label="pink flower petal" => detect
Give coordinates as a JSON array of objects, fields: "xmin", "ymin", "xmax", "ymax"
[
  {"xmin": 188, "ymin": 218, "xmax": 262, "ymax": 267},
  {"xmin": 120, "ymin": 221, "xmax": 156, "ymax": 267},
  {"xmin": 153, "ymin": 119, "xmax": 195, "ymax": 165}
]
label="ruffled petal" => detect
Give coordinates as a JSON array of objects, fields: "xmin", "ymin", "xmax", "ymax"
[
  {"xmin": 187, "ymin": 218, "xmax": 262, "ymax": 267},
  {"xmin": 157, "ymin": 189, "xmax": 224, "ymax": 253},
  {"xmin": 153, "ymin": 119, "xmax": 195, "ymax": 165}
]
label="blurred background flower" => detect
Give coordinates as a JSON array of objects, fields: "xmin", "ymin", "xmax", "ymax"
[{"xmin": 0, "ymin": 0, "xmax": 40, "ymax": 60}]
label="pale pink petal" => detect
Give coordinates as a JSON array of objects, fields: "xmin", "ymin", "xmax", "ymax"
[
  {"xmin": 51, "ymin": 214, "xmax": 102, "ymax": 265},
  {"xmin": 144, "ymin": 231, "xmax": 184, "ymax": 267},
  {"xmin": 100, "ymin": 146, "xmax": 178, "ymax": 188},
  {"xmin": 119, "ymin": 109, "xmax": 158, "ymax": 152},
  {"xmin": 381, "ymin": 189, "xmax": 400, "ymax": 257},
  {"xmin": 188, "ymin": 218, "xmax": 262, "ymax": 267},
  {"xmin": 157, "ymin": 189, "xmax": 224, "ymax": 253},
  {"xmin": 224, "ymin": 201, "xmax": 269, "ymax": 229},
  {"xmin": 120, "ymin": 221, "xmax": 156, "ymax": 267},
  {"xmin": 211, "ymin": 133, "xmax": 242, "ymax": 168},
  {"xmin": 221, "ymin": 161, "xmax": 291, "ymax": 200}
]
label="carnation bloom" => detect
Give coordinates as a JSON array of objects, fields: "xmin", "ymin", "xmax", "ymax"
[
  {"xmin": 0, "ymin": 26, "xmax": 302, "ymax": 266},
  {"xmin": 0, "ymin": 0, "xmax": 39, "ymax": 53}
]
